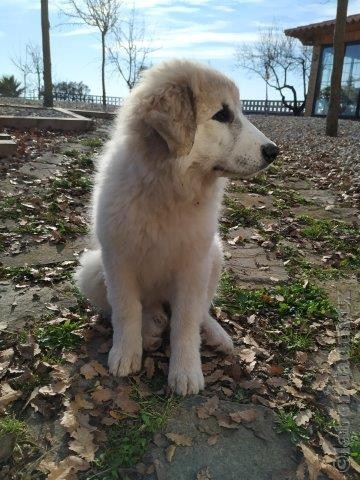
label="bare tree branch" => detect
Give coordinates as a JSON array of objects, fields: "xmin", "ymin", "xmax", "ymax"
[
  {"xmin": 107, "ymin": 7, "xmax": 156, "ymax": 90},
  {"xmin": 235, "ymin": 24, "xmax": 312, "ymax": 115},
  {"xmin": 63, "ymin": 0, "xmax": 122, "ymax": 108}
]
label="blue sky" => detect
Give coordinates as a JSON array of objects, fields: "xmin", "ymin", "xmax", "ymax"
[{"xmin": 1, "ymin": 0, "xmax": 360, "ymax": 101}]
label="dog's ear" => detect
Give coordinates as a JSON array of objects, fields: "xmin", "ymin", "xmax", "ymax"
[{"xmin": 144, "ymin": 85, "xmax": 196, "ymax": 157}]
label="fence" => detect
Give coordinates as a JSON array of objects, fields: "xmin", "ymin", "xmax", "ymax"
[
  {"xmin": 1, "ymin": 92, "xmax": 304, "ymax": 115},
  {"xmin": 242, "ymin": 99, "xmax": 303, "ymax": 115}
]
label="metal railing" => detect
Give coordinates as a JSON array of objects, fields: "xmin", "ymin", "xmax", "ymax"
[
  {"xmin": 1, "ymin": 92, "xmax": 304, "ymax": 115},
  {"xmin": 242, "ymin": 99, "xmax": 303, "ymax": 115}
]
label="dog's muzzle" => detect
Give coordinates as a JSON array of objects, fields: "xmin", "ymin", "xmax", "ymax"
[{"xmin": 261, "ymin": 143, "xmax": 280, "ymax": 164}]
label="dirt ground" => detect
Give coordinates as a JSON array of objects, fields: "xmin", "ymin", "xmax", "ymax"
[{"xmin": 0, "ymin": 115, "xmax": 359, "ymax": 480}]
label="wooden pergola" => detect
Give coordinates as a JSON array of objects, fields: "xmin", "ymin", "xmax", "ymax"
[{"xmin": 285, "ymin": 14, "xmax": 360, "ymax": 116}]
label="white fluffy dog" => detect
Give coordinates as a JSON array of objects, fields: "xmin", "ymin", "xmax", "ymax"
[{"xmin": 75, "ymin": 60, "xmax": 279, "ymax": 395}]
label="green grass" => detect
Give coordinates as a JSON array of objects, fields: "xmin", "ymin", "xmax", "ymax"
[
  {"xmin": 36, "ymin": 319, "xmax": 83, "ymax": 350},
  {"xmin": 276, "ymin": 410, "xmax": 309, "ymax": 443},
  {"xmin": 0, "ymin": 265, "xmax": 34, "ymax": 282},
  {"xmin": 216, "ymin": 272, "xmax": 337, "ymax": 351},
  {"xmin": 298, "ymin": 216, "xmax": 360, "ymax": 267},
  {"xmin": 0, "ymin": 197, "xmax": 25, "ymax": 220},
  {"xmin": 50, "ymin": 170, "xmax": 93, "ymax": 194},
  {"xmin": 93, "ymin": 391, "xmax": 179, "ymax": 478},
  {"xmin": 351, "ymin": 433, "xmax": 360, "ymax": 462},
  {"xmin": 81, "ymin": 137, "xmax": 103, "ymax": 148},
  {"xmin": 216, "ymin": 272, "xmax": 337, "ymax": 320},
  {"xmin": 222, "ymin": 196, "xmax": 261, "ymax": 228},
  {"xmin": 56, "ymin": 220, "xmax": 88, "ymax": 237},
  {"xmin": 63, "ymin": 148, "xmax": 80, "ymax": 158},
  {"xmin": 77, "ymin": 153, "xmax": 94, "ymax": 168},
  {"xmin": 350, "ymin": 339, "xmax": 360, "ymax": 363},
  {"xmin": 0, "ymin": 417, "xmax": 27, "ymax": 439}
]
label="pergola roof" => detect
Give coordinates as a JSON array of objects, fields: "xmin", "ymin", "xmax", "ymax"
[{"xmin": 285, "ymin": 13, "xmax": 360, "ymax": 45}]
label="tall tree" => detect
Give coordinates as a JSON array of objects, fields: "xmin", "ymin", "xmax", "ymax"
[
  {"xmin": 27, "ymin": 43, "xmax": 43, "ymax": 99},
  {"xmin": 235, "ymin": 25, "xmax": 312, "ymax": 116},
  {"xmin": 108, "ymin": 7, "xmax": 154, "ymax": 90},
  {"xmin": 0, "ymin": 75, "xmax": 24, "ymax": 97},
  {"xmin": 11, "ymin": 52, "xmax": 31, "ymax": 97},
  {"xmin": 325, "ymin": 0, "xmax": 348, "ymax": 137},
  {"xmin": 64, "ymin": 0, "xmax": 121, "ymax": 108},
  {"xmin": 41, "ymin": 0, "xmax": 53, "ymax": 107}
]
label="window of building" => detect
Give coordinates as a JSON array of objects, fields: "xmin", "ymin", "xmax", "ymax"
[{"xmin": 314, "ymin": 42, "xmax": 360, "ymax": 118}]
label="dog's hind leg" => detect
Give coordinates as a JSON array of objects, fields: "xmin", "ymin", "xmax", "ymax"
[
  {"xmin": 142, "ymin": 304, "xmax": 169, "ymax": 352},
  {"xmin": 75, "ymin": 251, "xmax": 167, "ymax": 352},
  {"xmin": 201, "ymin": 237, "xmax": 234, "ymax": 354},
  {"xmin": 74, "ymin": 249, "xmax": 111, "ymax": 314}
]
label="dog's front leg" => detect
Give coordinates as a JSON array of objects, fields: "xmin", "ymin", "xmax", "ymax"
[
  {"xmin": 168, "ymin": 264, "xmax": 207, "ymax": 395},
  {"xmin": 102, "ymin": 253, "xmax": 142, "ymax": 377}
]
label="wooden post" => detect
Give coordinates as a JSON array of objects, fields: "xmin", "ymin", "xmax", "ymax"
[
  {"xmin": 41, "ymin": 0, "xmax": 53, "ymax": 107},
  {"xmin": 325, "ymin": 0, "xmax": 348, "ymax": 136}
]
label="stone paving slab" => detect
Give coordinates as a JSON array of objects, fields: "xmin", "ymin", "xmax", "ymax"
[
  {"xmin": 143, "ymin": 397, "xmax": 326, "ymax": 480},
  {"xmin": 1, "ymin": 238, "xmax": 85, "ymax": 267},
  {"xmin": 0, "ymin": 281, "xmax": 77, "ymax": 332},
  {"xmin": 226, "ymin": 246, "xmax": 289, "ymax": 285},
  {"xmin": 292, "ymin": 205, "xmax": 359, "ymax": 222}
]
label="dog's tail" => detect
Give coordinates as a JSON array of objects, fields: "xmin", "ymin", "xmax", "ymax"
[{"xmin": 74, "ymin": 249, "xmax": 110, "ymax": 313}]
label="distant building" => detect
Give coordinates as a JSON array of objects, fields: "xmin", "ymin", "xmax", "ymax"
[{"xmin": 285, "ymin": 14, "xmax": 360, "ymax": 119}]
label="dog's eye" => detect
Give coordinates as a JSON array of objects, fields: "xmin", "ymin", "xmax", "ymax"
[{"xmin": 212, "ymin": 104, "xmax": 233, "ymax": 123}]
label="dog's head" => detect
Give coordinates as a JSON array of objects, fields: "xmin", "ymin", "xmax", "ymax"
[{"xmin": 130, "ymin": 60, "xmax": 279, "ymax": 179}]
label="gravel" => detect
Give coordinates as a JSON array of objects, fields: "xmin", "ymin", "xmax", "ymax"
[{"xmin": 249, "ymin": 115, "xmax": 360, "ymax": 207}]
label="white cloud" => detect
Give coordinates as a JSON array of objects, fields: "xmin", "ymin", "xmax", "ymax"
[
  {"xmin": 151, "ymin": 45, "xmax": 236, "ymax": 60},
  {"xmin": 212, "ymin": 6, "xmax": 236, "ymax": 13},
  {"xmin": 148, "ymin": 25, "xmax": 258, "ymax": 51},
  {"xmin": 53, "ymin": 26, "xmax": 99, "ymax": 37}
]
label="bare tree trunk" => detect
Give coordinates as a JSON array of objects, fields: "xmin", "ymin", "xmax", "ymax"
[
  {"xmin": 41, "ymin": 0, "xmax": 53, "ymax": 107},
  {"xmin": 37, "ymin": 71, "xmax": 41, "ymax": 99},
  {"xmin": 326, "ymin": 0, "xmax": 348, "ymax": 137},
  {"xmin": 101, "ymin": 31, "xmax": 106, "ymax": 109}
]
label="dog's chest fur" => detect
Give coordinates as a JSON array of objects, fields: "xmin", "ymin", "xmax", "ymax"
[{"xmin": 94, "ymin": 153, "xmax": 223, "ymax": 291}]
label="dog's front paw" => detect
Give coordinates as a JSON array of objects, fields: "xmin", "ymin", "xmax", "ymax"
[
  {"xmin": 108, "ymin": 342, "xmax": 142, "ymax": 377},
  {"xmin": 168, "ymin": 358, "xmax": 204, "ymax": 396}
]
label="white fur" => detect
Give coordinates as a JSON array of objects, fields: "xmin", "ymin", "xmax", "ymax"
[{"xmin": 75, "ymin": 60, "xmax": 277, "ymax": 395}]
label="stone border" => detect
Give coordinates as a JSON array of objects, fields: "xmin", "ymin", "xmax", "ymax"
[
  {"xmin": 69, "ymin": 109, "xmax": 117, "ymax": 120},
  {"xmin": 0, "ymin": 105, "xmax": 94, "ymax": 132}
]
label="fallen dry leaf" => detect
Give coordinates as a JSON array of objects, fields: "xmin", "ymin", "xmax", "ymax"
[
  {"xmin": 0, "ymin": 348, "xmax": 14, "ymax": 379},
  {"xmin": 311, "ymin": 373, "xmax": 329, "ymax": 391},
  {"xmin": 144, "ymin": 357, "xmax": 155, "ymax": 379},
  {"xmin": 68, "ymin": 426, "xmax": 97, "ymax": 462},
  {"xmin": 207, "ymin": 434, "xmax": 218, "ymax": 446},
  {"xmin": 267, "ymin": 364, "xmax": 284, "ymax": 376},
  {"xmin": 295, "ymin": 409, "xmax": 313, "ymax": 426},
  {"xmin": 166, "ymin": 444, "xmax": 176, "ymax": 463},
  {"xmin": 39, "ymin": 455, "xmax": 89, "ymax": 480},
  {"xmin": 91, "ymin": 387, "xmax": 113, "ymax": 403},
  {"xmin": 238, "ymin": 348, "xmax": 256, "ymax": 364},
  {"xmin": 328, "ymin": 349, "xmax": 342, "ymax": 365},
  {"xmin": 239, "ymin": 378, "xmax": 263, "ymax": 390},
  {"xmin": 80, "ymin": 362, "xmax": 98, "ymax": 380},
  {"xmin": 196, "ymin": 466, "xmax": 213, "ymax": 480},
  {"xmin": 0, "ymin": 382, "xmax": 22, "ymax": 412},
  {"xmin": 196, "ymin": 396, "xmax": 219, "ymax": 419},
  {"xmin": 165, "ymin": 432, "xmax": 192, "ymax": 446},
  {"xmin": 318, "ymin": 433, "xmax": 336, "ymax": 457},
  {"xmin": 266, "ymin": 377, "xmax": 287, "ymax": 388},
  {"xmin": 217, "ymin": 416, "xmax": 239, "ymax": 429},
  {"xmin": 229, "ymin": 408, "xmax": 259, "ymax": 423},
  {"xmin": 300, "ymin": 443, "xmax": 322, "ymax": 480}
]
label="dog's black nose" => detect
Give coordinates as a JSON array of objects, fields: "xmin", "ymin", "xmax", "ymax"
[{"xmin": 261, "ymin": 143, "xmax": 279, "ymax": 164}]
